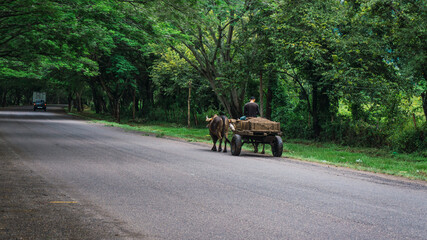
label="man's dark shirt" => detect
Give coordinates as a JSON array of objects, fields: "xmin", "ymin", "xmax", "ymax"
[{"xmin": 244, "ymin": 102, "xmax": 260, "ymax": 117}]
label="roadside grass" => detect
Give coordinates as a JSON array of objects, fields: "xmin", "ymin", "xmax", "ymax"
[
  {"xmin": 98, "ymin": 120, "xmax": 211, "ymax": 142},
  {"xmin": 68, "ymin": 109, "xmax": 427, "ymax": 181},
  {"xmin": 283, "ymin": 140, "xmax": 427, "ymax": 180},
  {"xmin": 68, "ymin": 110, "xmax": 212, "ymax": 142}
]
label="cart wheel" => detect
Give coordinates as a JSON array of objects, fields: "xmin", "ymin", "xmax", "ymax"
[
  {"xmin": 231, "ymin": 134, "xmax": 242, "ymax": 156},
  {"xmin": 271, "ymin": 136, "xmax": 283, "ymax": 157}
]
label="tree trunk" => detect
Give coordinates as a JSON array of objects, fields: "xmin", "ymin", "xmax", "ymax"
[
  {"xmin": 422, "ymin": 92, "xmax": 427, "ymax": 122},
  {"xmin": 164, "ymin": 109, "xmax": 169, "ymax": 121},
  {"xmin": 101, "ymin": 98, "xmax": 107, "ymax": 113},
  {"xmin": 14, "ymin": 90, "xmax": 21, "ymax": 105},
  {"xmin": 1, "ymin": 88, "xmax": 7, "ymax": 107},
  {"xmin": 169, "ymin": 20, "xmax": 245, "ymax": 119},
  {"xmin": 259, "ymin": 71, "xmax": 264, "ymax": 118},
  {"xmin": 266, "ymin": 88, "xmax": 272, "ymax": 120},
  {"xmin": 132, "ymin": 88, "xmax": 136, "ymax": 121},
  {"xmin": 206, "ymin": 74, "xmax": 243, "ymax": 118},
  {"xmin": 76, "ymin": 92, "xmax": 82, "ymax": 112},
  {"xmin": 188, "ymin": 81, "xmax": 192, "ymax": 128},
  {"xmin": 67, "ymin": 93, "xmax": 73, "ymax": 112},
  {"xmin": 95, "ymin": 95, "xmax": 103, "ymax": 113},
  {"xmin": 265, "ymin": 70, "xmax": 276, "ymax": 120},
  {"xmin": 98, "ymin": 76, "xmax": 123, "ymax": 123},
  {"xmin": 312, "ymin": 82, "xmax": 321, "ymax": 138},
  {"xmin": 115, "ymin": 99, "xmax": 120, "ymax": 123},
  {"xmin": 141, "ymin": 78, "xmax": 153, "ymax": 116},
  {"xmin": 193, "ymin": 112, "xmax": 198, "ymax": 127},
  {"xmin": 89, "ymin": 80, "xmax": 102, "ymax": 114}
]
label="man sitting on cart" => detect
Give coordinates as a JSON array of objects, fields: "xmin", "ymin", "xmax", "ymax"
[
  {"xmin": 241, "ymin": 97, "xmax": 262, "ymax": 153},
  {"xmin": 242, "ymin": 96, "xmax": 259, "ymax": 119}
]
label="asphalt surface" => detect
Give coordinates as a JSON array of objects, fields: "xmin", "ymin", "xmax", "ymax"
[{"xmin": 1, "ymin": 105, "xmax": 426, "ymax": 239}]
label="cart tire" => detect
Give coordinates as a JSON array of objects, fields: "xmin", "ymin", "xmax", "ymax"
[
  {"xmin": 231, "ymin": 134, "xmax": 242, "ymax": 156},
  {"xmin": 272, "ymin": 136, "xmax": 283, "ymax": 157}
]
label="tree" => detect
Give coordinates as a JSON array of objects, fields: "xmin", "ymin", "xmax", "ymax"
[
  {"xmin": 270, "ymin": 0, "xmax": 347, "ymax": 137},
  {"xmin": 384, "ymin": 0, "xmax": 427, "ymax": 121},
  {"xmin": 151, "ymin": 47, "xmax": 216, "ymax": 124},
  {"xmin": 145, "ymin": 0, "xmax": 262, "ymax": 118},
  {"xmin": 269, "ymin": 0, "xmax": 414, "ymax": 138},
  {"xmin": 1, "ymin": 0, "xmax": 105, "ymax": 107}
]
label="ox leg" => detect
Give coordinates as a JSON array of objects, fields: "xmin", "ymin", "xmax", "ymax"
[
  {"xmin": 261, "ymin": 144, "xmax": 265, "ymax": 154},
  {"xmin": 223, "ymin": 137, "xmax": 229, "ymax": 153},
  {"xmin": 211, "ymin": 135, "xmax": 218, "ymax": 151},
  {"xmin": 218, "ymin": 138, "xmax": 223, "ymax": 152}
]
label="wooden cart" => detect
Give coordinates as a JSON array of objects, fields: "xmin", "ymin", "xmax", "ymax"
[{"xmin": 230, "ymin": 118, "xmax": 283, "ymax": 157}]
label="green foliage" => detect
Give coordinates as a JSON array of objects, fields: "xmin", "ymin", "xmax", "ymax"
[
  {"xmin": 107, "ymin": 55, "xmax": 138, "ymax": 83},
  {"xmin": 145, "ymin": 0, "xmax": 271, "ymax": 118},
  {"xmin": 388, "ymin": 123, "xmax": 427, "ymax": 155},
  {"xmin": 150, "ymin": 47, "xmax": 217, "ymax": 119},
  {"xmin": 325, "ymin": 118, "xmax": 389, "ymax": 148},
  {"xmin": 271, "ymin": 78, "xmax": 312, "ymax": 139}
]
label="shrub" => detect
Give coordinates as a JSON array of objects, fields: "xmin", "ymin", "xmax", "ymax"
[
  {"xmin": 321, "ymin": 118, "xmax": 388, "ymax": 148},
  {"xmin": 272, "ymin": 107, "xmax": 312, "ymax": 139},
  {"xmin": 388, "ymin": 123, "xmax": 426, "ymax": 154}
]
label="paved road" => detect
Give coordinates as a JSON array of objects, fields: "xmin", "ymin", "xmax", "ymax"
[{"xmin": 1, "ymin": 105, "xmax": 426, "ymax": 239}]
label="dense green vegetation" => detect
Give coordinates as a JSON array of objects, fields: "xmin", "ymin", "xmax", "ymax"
[{"xmin": 1, "ymin": 0, "xmax": 426, "ymax": 155}]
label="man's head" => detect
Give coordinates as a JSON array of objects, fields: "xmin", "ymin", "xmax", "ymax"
[{"xmin": 250, "ymin": 96, "xmax": 256, "ymax": 103}]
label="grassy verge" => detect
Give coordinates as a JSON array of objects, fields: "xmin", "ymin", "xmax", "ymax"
[
  {"xmin": 69, "ymin": 109, "xmax": 427, "ymax": 181},
  {"xmin": 284, "ymin": 140, "xmax": 426, "ymax": 181}
]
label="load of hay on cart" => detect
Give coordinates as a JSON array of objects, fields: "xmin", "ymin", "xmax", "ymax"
[{"xmin": 229, "ymin": 117, "xmax": 283, "ymax": 157}]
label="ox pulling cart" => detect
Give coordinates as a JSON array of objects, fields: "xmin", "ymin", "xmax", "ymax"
[{"xmin": 229, "ymin": 118, "xmax": 283, "ymax": 157}]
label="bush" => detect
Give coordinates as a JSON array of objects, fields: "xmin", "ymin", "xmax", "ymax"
[
  {"xmin": 388, "ymin": 123, "xmax": 426, "ymax": 154},
  {"xmin": 318, "ymin": 116, "xmax": 388, "ymax": 148},
  {"xmin": 273, "ymin": 110, "xmax": 312, "ymax": 139}
]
